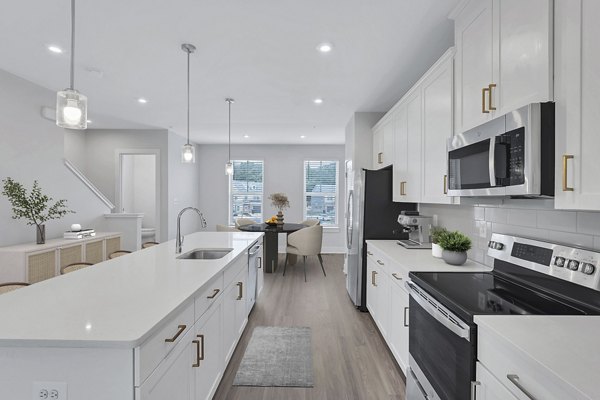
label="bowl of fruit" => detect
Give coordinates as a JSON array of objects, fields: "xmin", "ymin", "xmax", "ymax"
[{"xmin": 265, "ymin": 216, "xmax": 278, "ymax": 226}]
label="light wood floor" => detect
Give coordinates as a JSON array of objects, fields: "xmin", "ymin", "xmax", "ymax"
[{"xmin": 213, "ymin": 254, "xmax": 406, "ymax": 400}]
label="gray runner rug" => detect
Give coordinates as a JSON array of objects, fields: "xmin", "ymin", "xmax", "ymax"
[{"xmin": 233, "ymin": 326, "xmax": 314, "ymax": 387}]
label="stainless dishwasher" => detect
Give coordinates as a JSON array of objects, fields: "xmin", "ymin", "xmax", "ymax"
[{"xmin": 247, "ymin": 241, "xmax": 262, "ymax": 313}]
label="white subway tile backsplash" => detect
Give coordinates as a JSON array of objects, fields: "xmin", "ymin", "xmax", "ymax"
[
  {"xmin": 594, "ymin": 237, "xmax": 600, "ymax": 250},
  {"xmin": 545, "ymin": 230, "xmax": 594, "ymax": 248},
  {"xmin": 507, "ymin": 208, "xmax": 537, "ymax": 227},
  {"xmin": 491, "ymin": 223, "xmax": 548, "ymax": 240},
  {"xmin": 577, "ymin": 212, "xmax": 600, "ymax": 236},
  {"xmin": 485, "ymin": 207, "xmax": 508, "ymax": 223},
  {"xmin": 474, "ymin": 206, "xmax": 485, "ymax": 221},
  {"xmin": 537, "ymin": 210, "xmax": 578, "ymax": 233}
]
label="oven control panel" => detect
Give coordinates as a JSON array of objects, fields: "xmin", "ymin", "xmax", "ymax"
[{"xmin": 488, "ymin": 233, "xmax": 600, "ymax": 292}]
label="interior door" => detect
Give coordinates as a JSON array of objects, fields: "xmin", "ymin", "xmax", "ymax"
[{"xmin": 454, "ymin": 0, "xmax": 494, "ymax": 133}]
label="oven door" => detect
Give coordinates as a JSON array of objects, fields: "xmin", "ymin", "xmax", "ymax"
[{"xmin": 406, "ymin": 281, "xmax": 476, "ymax": 400}]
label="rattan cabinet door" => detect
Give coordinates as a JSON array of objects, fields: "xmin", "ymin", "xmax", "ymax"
[
  {"xmin": 59, "ymin": 244, "xmax": 83, "ymax": 271},
  {"xmin": 85, "ymin": 240, "xmax": 104, "ymax": 264},
  {"xmin": 27, "ymin": 250, "xmax": 57, "ymax": 283}
]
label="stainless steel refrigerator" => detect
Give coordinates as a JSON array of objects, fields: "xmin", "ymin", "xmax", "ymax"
[{"xmin": 345, "ymin": 166, "xmax": 416, "ymax": 311}]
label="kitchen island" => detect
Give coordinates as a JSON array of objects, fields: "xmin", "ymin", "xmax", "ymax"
[{"xmin": 0, "ymin": 231, "xmax": 263, "ymax": 400}]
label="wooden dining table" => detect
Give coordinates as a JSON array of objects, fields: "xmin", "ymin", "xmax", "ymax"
[{"xmin": 237, "ymin": 223, "xmax": 307, "ymax": 273}]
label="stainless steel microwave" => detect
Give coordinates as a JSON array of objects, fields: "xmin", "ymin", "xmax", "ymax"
[{"xmin": 447, "ymin": 103, "xmax": 554, "ymax": 197}]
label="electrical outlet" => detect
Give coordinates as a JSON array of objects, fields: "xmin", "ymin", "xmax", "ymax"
[{"xmin": 32, "ymin": 382, "xmax": 67, "ymax": 400}]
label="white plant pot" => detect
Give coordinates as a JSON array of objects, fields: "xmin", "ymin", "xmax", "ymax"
[
  {"xmin": 431, "ymin": 243, "xmax": 443, "ymax": 258},
  {"xmin": 442, "ymin": 250, "xmax": 468, "ymax": 266}
]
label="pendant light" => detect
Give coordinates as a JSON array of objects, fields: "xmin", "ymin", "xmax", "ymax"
[
  {"xmin": 225, "ymin": 98, "xmax": 235, "ymax": 175},
  {"xmin": 181, "ymin": 43, "xmax": 196, "ymax": 163},
  {"xmin": 56, "ymin": 0, "xmax": 87, "ymax": 129}
]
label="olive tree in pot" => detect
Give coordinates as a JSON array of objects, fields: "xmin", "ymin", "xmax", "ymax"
[
  {"xmin": 430, "ymin": 226, "xmax": 448, "ymax": 258},
  {"xmin": 1, "ymin": 178, "xmax": 74, "ymax": 244},
  {"xmin": 438, "ymin": 231, "xmax": 472, "ymax": 266}
]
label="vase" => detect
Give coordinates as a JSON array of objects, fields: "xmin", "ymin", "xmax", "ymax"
[
  {"xmin": 36, "ymin": 224, "xmax": 46, "ymax": 245},
  {"xmin": 276, "ymin": 211, "xmax": 284, "ymax": 225},
  {"xmin": 431, "ymin": 243, "xmax": 443, "ymax": 258},
  {"xmin": 442, "ymin": 250, "xmax": 467, "ymax": 266}
]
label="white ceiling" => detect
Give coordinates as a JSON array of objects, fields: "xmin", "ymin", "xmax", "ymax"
[{"xmin": 0, "ymin": 0, "xmax": 459, "ymax": 144}]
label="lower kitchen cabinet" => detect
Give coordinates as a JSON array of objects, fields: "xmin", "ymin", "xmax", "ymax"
[
  {"xmin": 223, "ymin": 266, "xmax": 248, "ymax": 364},
  {"xmin": 194, "ymin": 299, "xmax": 224, "ymax": 400},
  {"xmin": 474, "ymin": 362, "xmax": 518, "ymax": 400},
  {"xmin": 388, "ymin": 279, "xmax": 410, "ymax": 373}
]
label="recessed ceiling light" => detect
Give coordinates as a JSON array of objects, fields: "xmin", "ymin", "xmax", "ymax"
[
  {"xmin": 137, "ymin": 98, "xmax": 148, "ymax": 104},
  {"xmin": 313, "ymin": 98, "xmax": 323, "ymax": 105},
  {"xmin": 243, "ymin": 134, "xmax": 249, "ymax": 138},
  {"xmin": 300, "ymin": 135, "xmax": 306, "ymax": 139},
  {"xmin": 47, "ymin": 45, "xmax": 63, "ymax": 54},
  {"xmin": 317, "ymin": 43, "xmax": 333, "ymax": 53}
]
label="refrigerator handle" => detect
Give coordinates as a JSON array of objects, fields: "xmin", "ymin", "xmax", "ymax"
[{"xmin": 346, "ymin": 190, "xmax": 353, "ymax": 250}]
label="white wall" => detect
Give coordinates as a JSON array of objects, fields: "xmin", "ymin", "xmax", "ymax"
[
  {"xmin": 197, "ymin": 144, "xmax": 346, "ymax": 253},
  {"xmin": 168, "ymin": 132, "xmax": 201, "ymax": 239},
  {"xmin": 122, "ymin": 154, "xmax": 156, "ymax": 228},
  {"xmin": 420, "ymin": 199, "xmax": 600, "ymax": 266},
  {"xmin": 0, "ymin": 70, "xmax": 110, "ymax": 247}
]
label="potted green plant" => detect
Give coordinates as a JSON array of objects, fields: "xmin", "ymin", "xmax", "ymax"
[
  {"xmin": 437, "ymin": 230, "xmax": 472, "ymax": 265},
  {"xmin": 268, "ymin": 193, "xmax": 290, "ymax": 225},
  {"xmin": 430, "ymin": 226, "xmax": 448, "ymax": 258},
  {"xmin": 2, "ymin": 178, "xmax": 74, "ymax": 244}
]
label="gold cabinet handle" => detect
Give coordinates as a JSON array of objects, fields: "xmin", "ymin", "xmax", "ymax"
[
  {"xmin": 392, "ymin": 273, "xmax": 402, "ymax": 281},
  {"xmin": 236, "ymin": 282, "xmax": 243, "ymax": 300},
  {"xmin": 403, "ymin": 307, "xmax": 409, "ymax": 327},
  {"xmin": 192, "ymin": 334, "xmax": 205, "ymax": 367},
  {"xmin": 482, "ymin": 87, "xmax": 490, "ymax": 113},
  {"xmin": 165, "ymin": 324, "xmax": 186, "ymax": 343},
  {"xmin": 371, "ymin": 270, "xmax": 378, "ymax": 286},
  {"xmin": 376, "ymin": 260, "xmax": 384, "ymax": 266},
  {"xmin": 443, "ymin": 175, "xmax": 448, "ymax": 194},
  {"xmin": 400, "ymin": 181, "xmax": 406, "ymax": 195},
  {"xmin": 206, "ymin": 288, "xmax": 220, "ymax": 299},
  {"xmin": 488, "ymin": 83, "xmax": 497, "ymax": 111},
  {"xmin": 562, "ymin": 155, "xmax": 574, "ymax": 191},
  {"xmin": 367, "ymin": 251, "xmax": 373, "ymax": 256},
  {"xmin": 378, "ymin": 152, "xmax": 383, "ymax": 164}
]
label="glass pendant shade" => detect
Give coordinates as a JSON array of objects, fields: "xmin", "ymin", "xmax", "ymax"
[
  {"xmin": 182, "ymin": 143, "xmax": 195, "ymax": 163},
  {"xmin": 225, "ymin": 161, "xmax": 233, "ymax": 176},
  {"xmin": 56, "ymin": 88, "xmax": 87, "ymax": 129}
]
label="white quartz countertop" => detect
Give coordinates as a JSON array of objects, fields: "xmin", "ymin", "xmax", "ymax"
[
  {"xmin": 366, "ymin": 240, "xmax": 492, "ymax": 273},
  {"xmin": 0, "ymin": 232, "xmax": 262, "ymax": 348},
  {"xmin": 475, "ymin": 315, "xmax": 600, "ymax": 399}
]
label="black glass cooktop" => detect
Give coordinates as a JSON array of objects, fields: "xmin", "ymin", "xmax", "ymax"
[{"xmin": 409, "ymin": 270, "xmax": 598, "ymax": 323}]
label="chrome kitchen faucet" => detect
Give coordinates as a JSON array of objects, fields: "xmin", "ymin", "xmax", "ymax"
[{"xmin": 176, "ymin": 207, "xmax": 207, "ymax": 253}]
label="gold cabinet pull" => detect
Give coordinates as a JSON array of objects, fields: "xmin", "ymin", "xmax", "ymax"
[
  {"xmin": 488, "ymin": 83, "xmax": 497, "ymax": 111},
  {"xmin": 367, "ymin": 251, "xmax": 373, "ymax": 256},
  {"xmin": 562, "ymin": 155, "xmax": 574, "ymax": 191},
  {"xmin": 376, "ymin": 259, "xmax": 384, "ymax": 266},
  {"xmin": 443, "ymin": 175, "xmax": 448, "ymax": 194},
  {"xmin": 206, "ymin": 288, "xmax": 220, "ymax": 299},
  {"xmin": 371, "ymin": 270, "xmax": 378, "ymax": 286},
  {"xmin": 400, "ymin": 181, "xmax": 406, "ymax": 195},
  {"xmin": 378, "ymin": 152, "xmax": 383, "ymax": 164},
  {"xmin": 192, "ymin": 334, "xmax": 205, "ymax": 367},
  {"xmin": 403, "ymin": 307, "xmax": 409, "ymax": 327},
  {"xmin": 392, "ymin": 273, "xmax": 402, "ymax": 281},
  {"xmin": 236, "ymin": 282, "xmax": 243, "ymax": 300},
  {"xmin": 165, "ymin": 324, "xmax": 186, "ymax": 343},
  {"xmin": 482, "ymin": 87, "xmax": 490, "ymax": 113}
]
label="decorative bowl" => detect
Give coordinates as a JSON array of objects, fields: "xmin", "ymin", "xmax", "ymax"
[{"xmin": 265, "ymin": 221, "xmax": 277, "ymax": 226}]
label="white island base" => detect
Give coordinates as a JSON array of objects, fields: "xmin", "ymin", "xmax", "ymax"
[{"xmin": 0, "ymin": 232, "xmax": 264, "ymax": 400}]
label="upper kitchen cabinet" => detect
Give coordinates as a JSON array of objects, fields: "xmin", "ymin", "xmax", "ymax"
[
  {"xmin": 400, "ymin": 91, "xmax": 423, "ymax": 203},
  {"xmin": 421, "ymin": 50, "xmax": 454, "ymax": 204},
  {"xmin": 554, "ymin": 0, "xmax": 600, "ymax": 210},
  {"xmin": 451, "ymin": 0, "xmax": 553, "ymax": 134},
  {"xmin": 372, "ymin": 117, "xmax": 394, "ymax": 170}
]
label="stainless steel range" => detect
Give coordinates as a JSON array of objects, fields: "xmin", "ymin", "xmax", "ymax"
[{"xmin": 406, "ymin": 233, "xmax": 600, "ymax": 400}]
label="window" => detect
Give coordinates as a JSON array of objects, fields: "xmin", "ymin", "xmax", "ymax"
[
  {"xmin": 304, "ymin": 160, "xmax": 339, "ymax": 226},
  {"xmin": 229, "ymin": 160, "xmax": 264, "ymax": 224}
]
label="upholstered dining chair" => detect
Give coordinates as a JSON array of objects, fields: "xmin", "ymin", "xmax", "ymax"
[
  {"xmin": 0, "ymin": 282, "xmax": 29, "ymax": 294},
  {"xmin": 283, "ymin": 224, "xmax": 326, "ymax": 282},
  {"xmin": 61, "ymin": 262, "xmax": 93, "ymax": 275},
  {"xmin": 235, "ymin": 218, "xmax": 256, "ymax": 228},
  {"xmin": 300, "ymin": 219, "xmax": 320, "ymax": 227},
  {"xmin": 216, "ymin": 224, "xmax": 240, "ymax": 232},
  {"xmin": 142, "ymin": 241, "xmax": 160, "ymax": 249},
  {"xmin": 109, "ymin": 250, "xmax": 132, "ymax": 259}
]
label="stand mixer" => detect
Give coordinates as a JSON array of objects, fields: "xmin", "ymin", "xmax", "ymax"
[{"xmin": 397, "ymin": 213, "xmax": 433, "ymax": 249}]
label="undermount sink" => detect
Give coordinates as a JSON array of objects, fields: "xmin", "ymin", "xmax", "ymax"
[{"xmin": 177, "ymin": 248, "xmax": 233, "ymax": 260}]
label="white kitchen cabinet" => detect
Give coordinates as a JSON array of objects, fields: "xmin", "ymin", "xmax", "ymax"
[
  {"xmin": 421, "ymin": 52, "xmax": 453, "ymax": 204},
  {"xmin": 223, "ymin": 266, "xmax": 248, "ymax": 364},
  {"xmin": 366, "ymin": 252, "xmax": 390, "ymax": 339},
  {"xmin": 554, "ymin": 0, "xmax": 600, "ymax": 210},
  {"xmin": 393, "ymin": 90, "xmax": 421, "ymax": 203},
  {"xmin": 388, "ymin": 279, "xmax": 409, "ymax": 374},
  {"xmin": 392, "ymin": 105, "xmax": 407, "ymax": 202},
  {"xmin": 372, "ymin": 119, "xmax": 393, "ymax": 169},
  {"xmin": 474, "ymin": 362, "xmax": 518, "ymax": 400},
  {"xmin": 452, "ymin": 0, "xmax": 553, "ymax": 134},
  {"xmin": 256, "ymin": 251, "xmax": 264, "ymax": 298},
  {"xmin": 138, "ymin": 328, "xmax": 195, "ymax": 400},
  {"xmin": 366, "ymin": 255, "xmax": 379, "ymax": 318},
  {"xmin": 193, "ymin": 298, "xmax": 224, "ymax": 400}
]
